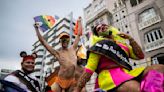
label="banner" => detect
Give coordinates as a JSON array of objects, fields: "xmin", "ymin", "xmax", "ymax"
[{"xmin": 88, "ymin": 40, "xmax": 132, "ymax": 70}]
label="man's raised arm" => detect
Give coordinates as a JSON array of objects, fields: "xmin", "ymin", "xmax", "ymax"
[
  {"xmin": 72, "ymin": 17, "xmax": 82, "ymax": 49},
  {"xmin": 34, "ymin": 24, "xmax": 59, "ymax": 58}
]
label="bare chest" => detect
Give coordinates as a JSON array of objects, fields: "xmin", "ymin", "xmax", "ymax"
[{"xmin": 58, "ymin": 49, "xmax": 77, "ymax": 64}]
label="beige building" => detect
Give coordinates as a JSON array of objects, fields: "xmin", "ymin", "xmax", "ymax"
[{"xmin": 124, "ymin": 0, "xmax": 164, "ymax": 65}]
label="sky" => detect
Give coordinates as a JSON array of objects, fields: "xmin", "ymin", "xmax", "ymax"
[{"xmin": 0, "ymin": 0, "xmax": 91, "ymax": 70}]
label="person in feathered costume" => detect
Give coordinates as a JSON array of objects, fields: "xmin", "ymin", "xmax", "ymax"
[{"xmin": 75, "ymin": 24, "xmax": 164, "ymax": 92}]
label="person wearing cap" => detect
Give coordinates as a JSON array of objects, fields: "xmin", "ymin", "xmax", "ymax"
[
  {"xmin": 34, "ymin": 17, "xmax": 83, "ymax": 92},
  {"xmin": 4, "ymin": 51, "xmax": 41, "ymax": 92},
  {"xmin": 75, "ymin": 24, "xmax": 164, "ymax": 92}
]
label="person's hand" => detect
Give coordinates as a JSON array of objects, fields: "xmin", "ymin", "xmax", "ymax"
[
  {"xmin": 118, "ymin": 33, "xmax": 132, "ymax": 39},
  {"xmin": 78, "ymin": 16, "xmax": 81, "ymax": 21},
  {"xmin": 77, "ymin": 16, "xmax": 82, "ymax": 36},
  {"xmin": 33, "ymin": 23, "xmax": 39, "ymax": 30}
]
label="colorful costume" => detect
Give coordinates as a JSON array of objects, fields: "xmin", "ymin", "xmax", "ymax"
[
  {"xmin": 46, "ymin": 67, "xmax": 76, "ymax": 89},
  {"xmin": 85, "ymin": 26, "xmax": 145, "ymax": 91}
]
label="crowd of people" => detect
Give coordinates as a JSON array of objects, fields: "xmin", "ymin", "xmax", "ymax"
[{"xmin": 0, "ymin": 17, "xmax": 164, "ymax": 92}]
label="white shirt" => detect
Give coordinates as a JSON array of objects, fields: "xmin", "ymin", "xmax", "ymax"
[{"xmin": 4, "ymin": 70, "xmax": 39, "ymax": 92}]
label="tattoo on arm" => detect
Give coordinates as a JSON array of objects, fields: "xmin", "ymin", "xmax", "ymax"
[
  {"xmin": 129, "ymin": 38, "xmax": 144, "ymax": 59},
  {"xmin": 77, "ymin": 72, "xmax": 92, "ymax": 90}
]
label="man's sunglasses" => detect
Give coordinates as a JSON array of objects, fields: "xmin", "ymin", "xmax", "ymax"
[{"xmin": 60, "ymin": 38, "xmax": 70, "ymax": 42}]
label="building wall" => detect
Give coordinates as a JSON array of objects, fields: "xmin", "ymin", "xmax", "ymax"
[{"xmin": 125, "ymin": 0, "xmax": 164, "ymax": 64}]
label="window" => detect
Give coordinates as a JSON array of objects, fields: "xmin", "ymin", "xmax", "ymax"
[
  {"xmin": 139, "ymin": 8, "xmax": 156, "ymax": 23},
  {"xmin": 100, "ymin": 0, "xmax": 104, "ymax": 5},
  {"xmin": 130, "ymin": 0, "xmax": 137, "ymax": 6},
  {"xmin": 144, "ymin": 28, "xmax": 164, "ymax": 44},
  {"xmin": 87, "ymin": 10, "xmax": 90, "ymax": 14},
  {"xmin": 100, "ymin": 0, "xmax": 105, "ymax": 8},
  {"xmin": 95, "ymin": 20, "xmax": 99, "ymax": 25},
  {"xmin": 138, "ymin": 0, "xmax": 143, "ymax": 3},
  {"xmin": 99, "ymin": 18, "xmax": 104, "ymax": 24},
  {"xmin": 94, "ymin": 4, "xmax": 98, "ymax": 8},
  {"xmin": 94, "ymin": 4, "xmax": 99, "ymax": 13},
  {"xmin": 130, "ymin": 0, "xmax": 143, "ymax": 7}
]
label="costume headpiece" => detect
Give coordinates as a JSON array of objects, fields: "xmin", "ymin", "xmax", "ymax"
[{"xmin": 20, "ymin": 51, "xmax": 37, "ymax": 62}]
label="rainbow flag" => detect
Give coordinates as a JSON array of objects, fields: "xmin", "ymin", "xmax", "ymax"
[{"xmin": 34, "ymin": 15, "xmax": 55, "ymax": 32}]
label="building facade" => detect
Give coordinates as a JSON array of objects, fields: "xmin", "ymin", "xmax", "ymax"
[{"xmin": 124, "ymin": 0, "xmax": 164, "ymax": 65}]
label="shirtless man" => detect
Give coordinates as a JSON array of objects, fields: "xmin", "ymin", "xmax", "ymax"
[{"xmin": 34, "ymin": 17, "xmax": 82, "ymax": 92}]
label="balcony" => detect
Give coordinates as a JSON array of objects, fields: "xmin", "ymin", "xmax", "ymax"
[
  {"xmin": 138, "ymin": 15, "xmax": 161, "ymax": 30},
  {"xmin": 145, "ymin": 38, "xmax": 164, "ymax": 52},
  {"xmin": 86, "ymin": 5, "xmax": 110, "ymax": 25}
]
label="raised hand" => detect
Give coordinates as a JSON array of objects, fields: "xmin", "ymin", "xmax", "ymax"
[
  {"xmin": 77, "ymin": 16, "xmax": 82, "ymax": 36},
  {"xmin": 33, "ymin": 23, "xmax": 39, "ymax": 30}
]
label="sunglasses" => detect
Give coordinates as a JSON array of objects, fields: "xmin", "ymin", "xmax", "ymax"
[{"xmin": 60, "ymin": 38, "xmax": 70, "ymax": 43}]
